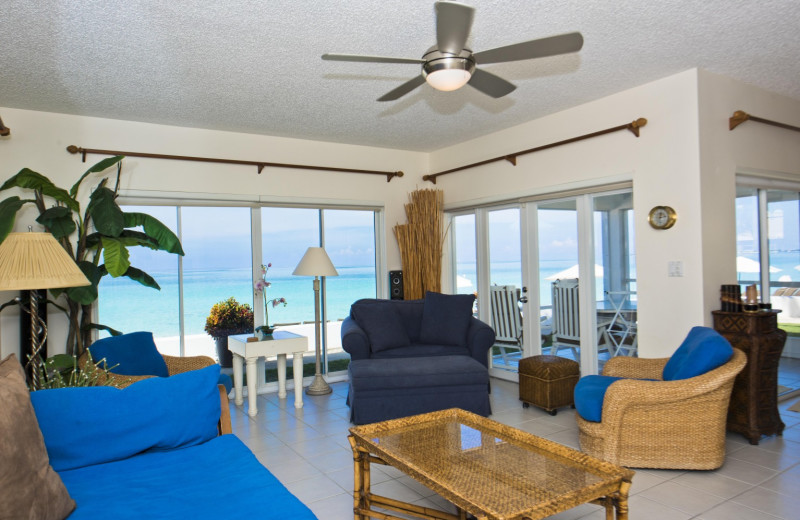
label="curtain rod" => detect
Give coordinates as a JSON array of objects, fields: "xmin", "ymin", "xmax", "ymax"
[
  {"xmin": 729, "ymin": 110, "xmax": 800, "ymax": 133},
  {"xmin": 0, "ymin": 115, "xmax": 10, "ymax": 136},
  {"xmin": 423, "ymin": 118, "xmax": 647, "ymax": 184},
  {"xmin": 66, "ymin": 145, "xmax": 404, "ymax": 182}
]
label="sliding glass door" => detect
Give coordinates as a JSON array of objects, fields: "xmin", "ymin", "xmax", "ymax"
[
  {"xmin": 736, "ymin": 185, "xmax": 800, "ymax": 333},
  {"xmin": 98, "ymin": 203, "xmax": 380, "ymax": 384},
  {"xmin": 449, "ymin": 186, "xmax": 635, "ymax": 378}
]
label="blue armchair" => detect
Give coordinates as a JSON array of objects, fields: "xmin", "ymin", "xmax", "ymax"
[{"xmin": 341, "ymin": 295, "xmax": 495, "ymax": 366}]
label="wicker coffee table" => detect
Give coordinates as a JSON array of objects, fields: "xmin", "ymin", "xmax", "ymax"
[{"xmin": 348, "ymin": 408, "xmax": 634, "ymax": 520}]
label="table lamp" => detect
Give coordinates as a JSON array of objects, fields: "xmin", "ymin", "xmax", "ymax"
[
  {"xmin": 292, "ymin": 247, "xmax": 338, "ymax": 395},
  {"xmin": 0, "ymin": 231, "xmax": 91, "ymax": 389}
]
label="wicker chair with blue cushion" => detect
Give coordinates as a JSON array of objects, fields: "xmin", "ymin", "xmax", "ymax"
[
  {"xmin": 574, "ymin": 326, "xmax": 746, "ymax": 469},
  {"xmin": 85, "ymin": 331, "xmax": 232, "ymax": 394}
]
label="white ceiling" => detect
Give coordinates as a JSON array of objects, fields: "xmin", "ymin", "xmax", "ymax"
[{"xmin": 2, "ymin": 1, "xmax": 799, "ymax": 152}]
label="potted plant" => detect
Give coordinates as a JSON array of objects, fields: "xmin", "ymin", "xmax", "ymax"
[
  {"xmin": 253, "ymin": 262, "xmax": 287, "ymax": 338},
  {"xmin": 0, "ymin": 156, "xmax": 184, "ymax": 357},
  {"xmin": 204, "ymin": 297, "xmax": 254, "ymax": 367}
]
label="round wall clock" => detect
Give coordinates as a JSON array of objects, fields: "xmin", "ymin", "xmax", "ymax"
[{"xmin": 648, "ymin": 206, "xmax": 677, "ymax": 230}]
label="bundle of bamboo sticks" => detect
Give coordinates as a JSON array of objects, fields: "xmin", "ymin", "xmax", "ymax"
[{"xmin": 393, "ymin": 189, "xmax": 445, "ymax": 300}]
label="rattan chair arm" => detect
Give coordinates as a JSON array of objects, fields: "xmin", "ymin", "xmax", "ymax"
[
  {"xmin": 602, "ymin": 356, "xmax": 668, "ymax": 379},
  {"xmin": 600, "ymin": 349, "xmax": 747, "ymax": 425},
  {"xmin": 103, "ymin": 372, "xmax": 153, "ymax": 388},
  {"xmin": 163, "ymin": 354, "xmax": 216, "ymax": 375}
]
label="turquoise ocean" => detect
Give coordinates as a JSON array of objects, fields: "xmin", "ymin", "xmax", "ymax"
[{"xmin": 97, "ymin": 252, "xmax": 800, "ymax": 338}]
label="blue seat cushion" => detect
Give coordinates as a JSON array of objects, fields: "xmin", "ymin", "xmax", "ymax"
[
  {"xmin": 32, "ymin": 365, "xmax": 221, "ymax": 471},
  {"xmin": 574, "ymin": 375, "xmax": 623, "ymax": 423},
  {"xmin": 88, "ymin": 331, "xmax": 169, "ymax": 377},
  {"xmin": 419, "ymin": 291, "xmax": 475, "ymax": 347},
  {"xmin": 662, "ymin": 326, "xmax": 734, "ymax": 381},
  {"xmin": 348, "ymin": 355, "xmax": 488, "ymax": 391},
  {"xmin": 350, "ymin": 301, "xmax": 411, "ymax": 353},
  {"xmin": 370, "ymin": 344, "xmax": 471, "ymax": 360},
  {"xmin": 218, "ymin": 372, "xmax": 233, "ymax": 394},
  {"xmin": 58, "ymin": 434, "xmax": 316, "ymax": 519}
]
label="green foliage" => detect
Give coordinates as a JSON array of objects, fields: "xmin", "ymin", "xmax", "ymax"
[
  {"xmin": 205, "ymin": 297, "xmax": 255, "ymax": 338},
  {"xmin": 0, "ymin": 157, "xmax": 184, "ymax": 356}
]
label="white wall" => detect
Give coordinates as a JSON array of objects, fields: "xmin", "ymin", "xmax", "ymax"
[{"xmin": 0, "ymin": 107, "xmax": 427, "ymax": 358}]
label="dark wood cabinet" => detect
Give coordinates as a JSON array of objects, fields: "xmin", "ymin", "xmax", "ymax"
[{"xmin": 712, "ymin": 310, "xmax": 786, "ymax": 445}]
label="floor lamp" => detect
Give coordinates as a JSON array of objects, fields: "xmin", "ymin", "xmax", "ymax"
[
  {"xmin": 292, "ymin": 247, "xmax": 338, "ymax": 395},
  {"xmin": 0, "ymin": 231, "xmax": 90, "ymax": 390}
]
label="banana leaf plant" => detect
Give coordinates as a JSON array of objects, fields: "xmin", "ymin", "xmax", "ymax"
[{"xmin": 0, "ymin": 156, "xmax": 184, "ymax": 357}]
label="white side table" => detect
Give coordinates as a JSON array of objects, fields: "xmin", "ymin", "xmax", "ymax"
[{"xmin": 228, "ymin": 331, "xmax": 307, "ymax": 416}]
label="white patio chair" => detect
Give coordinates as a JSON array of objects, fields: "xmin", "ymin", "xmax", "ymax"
[
  {"xmin": 551, "ymin": 279, "xmax": 612, "ymax": 360},
  {"xmin": 489, "ymin": 285, "xmax": 523, "ymax": 366}
]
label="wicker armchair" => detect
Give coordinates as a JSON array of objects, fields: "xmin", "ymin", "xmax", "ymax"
[
  {"xmin": 81, "ymin": 351, "xmax": 217, "ymax": 388},
  {"xmin": 576, "ymin": 348, "xmax": 746, "ymax": 469}
]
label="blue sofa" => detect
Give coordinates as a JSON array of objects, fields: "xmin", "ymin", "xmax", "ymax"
[
  {"xmin": 30, "ymin": 365, "xmax": 316, "ymax": 519},
  {"xmin": 342, "ymin": 292, "xmax": 495, "ymax": 424}
]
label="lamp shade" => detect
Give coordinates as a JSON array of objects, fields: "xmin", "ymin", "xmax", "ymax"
[
  {"xmin": 0, "ymin": 232, "xmax": 91, "ymax": 290},
  {"xmin": 292, "ymin": 247, "xmax": 339, "ymax": 277}
]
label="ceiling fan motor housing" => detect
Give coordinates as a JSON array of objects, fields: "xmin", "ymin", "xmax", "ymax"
[{"xmin": 422, "ymin": 49, "xmax": 475, "ymax": 76}]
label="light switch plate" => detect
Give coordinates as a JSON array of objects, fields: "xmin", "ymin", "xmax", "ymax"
[{"xmin": 668, "ymin": 261, "xmax": 684, "ymax": 277}]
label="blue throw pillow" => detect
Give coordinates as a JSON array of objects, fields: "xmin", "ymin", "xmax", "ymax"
[
  {"xmin": 662, "ymin": 326, "xmax": 734, "ymax": 381},
  {"xmin": 31, "ymin": 365, "xmax": 221, "ymax": 472},
  {"xmin": 351, "ymin": 302, "xmax": 411, "ymax": 353},
  {"xmin": 419, "ymin": 291, "xmax": 475, "ymax": 347},
  {"xmin": 89, "ymin": 331, "xmax": 169, "ymax": 378},
  {"xmin": 574, "ymin": 375, "xmax": 623, "ymax": 422}
]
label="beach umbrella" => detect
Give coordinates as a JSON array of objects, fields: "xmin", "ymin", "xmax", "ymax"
[
  {"xmin": 737, "ymin": 256, "xmax": 780, "ymax": 273},
  {"xmin": 545, "ymin": 264, "xmax": 603, "ymax": 280}
]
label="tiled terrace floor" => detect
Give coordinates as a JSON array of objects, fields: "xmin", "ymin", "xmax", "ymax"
[{"xmin": 228, "ymin": 357, "xmax": 800, "ymax": 519}]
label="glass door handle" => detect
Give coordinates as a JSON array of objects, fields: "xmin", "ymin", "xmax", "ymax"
[{"xmin": 518, "ymin": 296, "xmax": 529, "ymax": 303}]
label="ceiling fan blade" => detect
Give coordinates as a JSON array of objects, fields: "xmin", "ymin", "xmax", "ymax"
[
  {"xmin": 468, "ymin": 68, "xmax": 516, "ymax": 98},
  {"xmin": 473, "ymin": 32, "xmax": 584, "ymax": 65},
  {"xmin": 435, "ymin": 1, "xmax": 475, "ymax": 54},
  {"xmin": 322, "ymin": 53, "xmax": 424, "ymax": 65},
  {"xmin": 377, "ymin": 75, "xmax": 427, "ymax": 102}
]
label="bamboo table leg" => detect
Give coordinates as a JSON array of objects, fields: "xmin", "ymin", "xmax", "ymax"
[
  {"xmin": 349, "ymin": 436, "xmax": 370, "ymax": 520},
  {"xmin": 614, "ymin": 479, "xmax": 632, "ymax": 520}
]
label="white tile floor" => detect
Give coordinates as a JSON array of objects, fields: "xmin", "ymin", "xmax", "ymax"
[{"xmin": 229, "ymin": 358, "xmax": 800, "ymax": 520}]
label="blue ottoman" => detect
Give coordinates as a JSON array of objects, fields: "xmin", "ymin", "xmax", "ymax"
[{"xmin": 347, "ymin": 355, "xmax": 491, "ymax": 424}]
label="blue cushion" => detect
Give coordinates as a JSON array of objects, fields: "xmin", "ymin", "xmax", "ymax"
[
  {"xmin": 419, "ymin": 291, "xmax": 475, "ymax": 347},
  {"xmin": 662, "ymin": 326, "xmax": 734, "ymax": 381},
  {"xmin": 574, "ymin": 375, "xmax": 623, "ymax": 422},
  {"xmin": 58, "ymin": 435, "xmax": 316, "ymax": 519},
  {"xmin": 351, "ymin": 301, "xmax": 411, "ymax": 353},
  {"xmin": 32, "ymin": 365, "xmax": 221, "ymax": 471},
  {"xmin": 218, "ymin": 372, "xmax": 233, "ymax": 394},
  {"xmin": 88, "ymin": 331, "xmax": 169, "ymax": 378}
]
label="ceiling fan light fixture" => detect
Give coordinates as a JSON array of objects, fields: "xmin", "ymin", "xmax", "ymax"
[{"xmin": 423, "ymin": 57, "xmax": 475, "ymax": 91}]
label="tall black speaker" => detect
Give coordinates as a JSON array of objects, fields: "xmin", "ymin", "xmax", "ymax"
[{"xmin": 389, "ymin": 270, "xmax": 404, "ymax": 300}]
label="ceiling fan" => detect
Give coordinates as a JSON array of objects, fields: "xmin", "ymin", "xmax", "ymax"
[{"xmin": 322, "ymin": 1, "xmax": 583, "ymax": 102}]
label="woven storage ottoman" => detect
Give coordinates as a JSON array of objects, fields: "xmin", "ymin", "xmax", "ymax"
[{"xmin": 519, "ymin": 355, "xmax": 579, "ymax": 415}]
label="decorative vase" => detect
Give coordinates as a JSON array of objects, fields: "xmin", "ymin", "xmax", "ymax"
[{"xmin": 214, "ymin": 336, "xmax": 233, "ymax": 368}]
